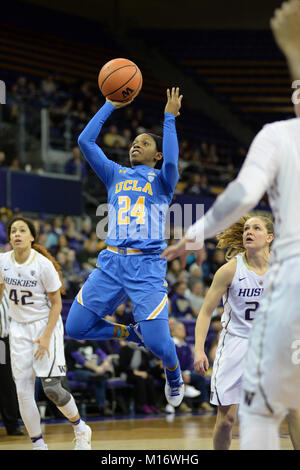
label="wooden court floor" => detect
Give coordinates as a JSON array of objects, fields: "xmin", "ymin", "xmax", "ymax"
[{"xmin": 0, "ymin": 412, "xmax": 293, "ymax": 451}]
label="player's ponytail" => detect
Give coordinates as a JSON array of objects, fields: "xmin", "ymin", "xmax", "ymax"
[
  {"xmin": 7, "ymin": 216, "xmax": 66, "ymax": 294},
  {"xmin": 216, "ymin": 215, "xmax": 251, "ymax": 261},
  {"xmin": 32, "ymin": 243, "xmax": 66, "ymax": 295}
]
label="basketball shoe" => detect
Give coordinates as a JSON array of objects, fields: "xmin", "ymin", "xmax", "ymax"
[
  {"xmin": 74, "ymin": 424, "xmax": 92, "ymax": 450},
  {"xmin": 165, "ymin": 374, "xmax": 185, "ymax": 407}
]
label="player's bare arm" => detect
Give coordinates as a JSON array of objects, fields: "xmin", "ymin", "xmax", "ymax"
[
  {"xmin": 194, "ymin": 259, "xmax": 236, "ymax": 377},
  {"xmin": 33, "ymin": 289, "xmax": 62, "ymax": 360}
]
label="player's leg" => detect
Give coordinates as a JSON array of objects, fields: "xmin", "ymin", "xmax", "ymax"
[
  {"xmin": 14, "ymin": 375, "xmax": 48, "ymax": 449},
  {"xmin": 239, "ymin": 407, "xmax": 285, "ymax": 450},
  {"xmin": 41, "ymin": 376, "xmax": 91, "ymax": 450},
  {"xmin": 9, "ymin": 320, "xmax": 47, "ymax": 449},
  {"xmin": 139, "ymin": 318, "xmax": 184, "ymax": 407},
  {"xmin": 65, "ymin": 263, "xmax": 142, "ymax": 345},
  {"xmin": 213, "ymin": 404, "xmax": 238, "ymax": 450}
]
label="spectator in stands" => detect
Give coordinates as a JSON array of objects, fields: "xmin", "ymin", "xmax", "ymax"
[
  {"xmin": 43, "ymin": 222, "xmax": 58, "ymax": 250},
  {"xmin": 0, "ymin": 151, "xmax": 7, "ymax": 168},
  {"xmin": 103, "ymin": 124, "xmax": 126, "ymax": 148},
  {"xmin": 118, "ymin": 341, "xmax": 160, "ymax": 415},
  {"xmin": 9, "ymin": 157, "xmax": 21, "ymax": 170},
  {"xmin": 77, "ymin": 238, "xmax": 99, "ymax": 274},
  {"xmin": 185, "ymin": 280, "xmax": 205, "ymax": 315},
  {"xmin": 52, "ymin": 216, "xmax": 64, "ymax": 237},
  {"xmin": 169, "ymin": 282, "xmax": 195, "ymax": 318},
  {"xmin": 166, "ymin": 259, "xmax": 182, "ymax": 286},
  {"xmin": 65, "ymin": 339, "xmax": 113, "ymax": 416},
  {"xmin": 209, "ymin": 249, "xmax": 226, "ymax": 275},
  {"xmin": 80, "ymin": 217, "xmax": 92, "ymax": 241},
  {"xmin": 188, "ymin": 263, "xmax": 203, "ymax": 288},
  {"xmin": 113, "ymin": 301, "xmax": 134, "ymax": 326},
  {"xmin": 56, "ymin": 234, "xmax": 69, "ymax": 254},
  {"xmin": 65, "ymin": 146, "xmax": 87, "ymax": 179},
  {"xmin": 41, "ymin": 75, "xmax": 57, "ymax": 95},
  {"xmin": 121, "ymin": 128, "xmax": 132, "ymax": 149},
  {"xmin": 62, "ymin": 249, "xmax": 84, "ymax": 298},
  {"xmin": 0, "ymin": 209, "xmax": 9, "ymax": 246},
  {"xmin": 173, "ymin": 321, "xmax": 213, "ymax": 411},
  {"xmin": 172, "ymin": 321, "xmax": 213, "ymax": 411},
  {"xmin": 64, "ymin": 217, "xmax": 84, "ymax": 252}
]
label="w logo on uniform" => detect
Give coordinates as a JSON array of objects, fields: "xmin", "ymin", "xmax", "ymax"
[
  {"xmin": 244, "ymin": 390, "xmax": 255, "ymax": 406},
  {"xmin": 58, "ymin": 365, "xmax": 66, "ymax": 373}
]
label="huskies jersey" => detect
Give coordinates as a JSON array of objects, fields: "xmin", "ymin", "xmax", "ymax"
[
  {"xmin": 0, "ymin": 249, "xmax": 61, "ymax": 323},
  {"xmin": 78, "ymin": 102, "xmax": 179, "ymax": 254},
  {"xmin": 221, "ymin": 253, "xmax": 268, "ymax": 338}
]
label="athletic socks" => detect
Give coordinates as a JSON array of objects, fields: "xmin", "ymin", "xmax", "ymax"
[
  {"xmin": 31, "ymin": 434, "xmax": 46, "ymax": 449},
  {"xmin": 165, "ymin": 361, "xmax": 181, "ymax": 382},
  {"xmin": 71, "ymin": 418, "xmax": 87, "ymax": 434}
]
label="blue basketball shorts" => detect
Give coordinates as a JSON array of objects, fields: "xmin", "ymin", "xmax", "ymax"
[{"xmin": 75, "ymin": 248, "xmax": 169, "ymax": 322}]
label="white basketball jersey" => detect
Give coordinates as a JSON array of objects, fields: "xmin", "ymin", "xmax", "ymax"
[
  {"xmin": 0, "ymin": 249, "xmax": 62, "ymax": 323},
  {"xmin": 221, "ymin": 253, "xmax": 268, "ymax": 338}
]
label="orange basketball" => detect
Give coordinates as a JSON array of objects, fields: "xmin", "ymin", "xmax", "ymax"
[{"xmin": 98, "ymin": 58, "xmax": 143, "ymax": 103}]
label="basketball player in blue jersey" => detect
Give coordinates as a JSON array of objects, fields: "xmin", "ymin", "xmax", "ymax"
[{"xmin": 66, "ymin": 88, "xmax": 185, "ymax": 407}]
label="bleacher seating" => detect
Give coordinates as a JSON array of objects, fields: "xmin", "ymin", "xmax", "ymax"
[{"xmin": 134, "ymin": 29, "xmax": 295, "ymax": 133}]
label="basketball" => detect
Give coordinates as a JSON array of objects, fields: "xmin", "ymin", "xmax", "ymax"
[{"xmin": 98, "ymin": 58, "xmax": 143, "ymax": 103}]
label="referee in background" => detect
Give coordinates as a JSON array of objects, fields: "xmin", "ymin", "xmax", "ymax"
[{"xmin": 0, "ymin": 289, "xmax": 24, "ymax": 436}]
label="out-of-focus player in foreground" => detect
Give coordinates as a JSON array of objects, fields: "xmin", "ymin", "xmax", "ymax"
[
  {"xmin": 0, "ymin": 217, "xmax": 92, "ymax": 450},
  {"xmin": 162, "ymin": 0, "xmax": 300, "ymax": 450}
]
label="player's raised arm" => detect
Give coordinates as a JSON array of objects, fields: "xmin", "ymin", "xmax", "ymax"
[
  {"xmin": 194, "ymin": 260, "xmax": 235, "ymax": 376},
  {"xmin": 159, "ymin": 87, "xmax": 183, "ymax": 191},
  {"xmin": 77, "ymin": 98, "xmax": 132, "ymax": 186}
]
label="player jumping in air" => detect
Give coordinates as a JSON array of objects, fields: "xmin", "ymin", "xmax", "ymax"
[{"xmin": 66, "ymin": 87, "xmax": 185, "ymax": 408}]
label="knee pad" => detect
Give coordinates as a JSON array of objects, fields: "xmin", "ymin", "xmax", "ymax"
[{"xmin": 41, "ymin": 377, "xmax": 71, "ymax": 407}]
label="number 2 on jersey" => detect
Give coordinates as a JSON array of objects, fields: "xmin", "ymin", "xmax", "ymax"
[
  {"xmin": 118, "ymin": 196, "xmax": 145, "ymax": 225},
  {"xmin": 244, "ymin": 301, "xmax": 259, "ymax": 321}
]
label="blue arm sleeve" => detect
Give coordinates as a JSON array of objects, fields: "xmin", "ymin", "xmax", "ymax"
[
  {"xmin": 77, "ymin": 101, "xmax": 117, "ymax": 187},
  {"xmin": 159, "ymin": 113, "xmax": 179, "ymax": 192}
]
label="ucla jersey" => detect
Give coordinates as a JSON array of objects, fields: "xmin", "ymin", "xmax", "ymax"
[
  {"xmin": 78, "ymin": 102, "xmax": 179, "ymax": 254},
  {"xmin": 221, "ymin": 253, "xmax": 268, "ymax": 338}
]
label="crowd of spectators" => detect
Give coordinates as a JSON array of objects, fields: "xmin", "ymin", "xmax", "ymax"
[
  {"xmin": 2, "ymin": 74, "xmax": 248, "ymax": 195},
  {"xmin": 0, "ymin": 207, "xmax": 223, "ymax": 417}
]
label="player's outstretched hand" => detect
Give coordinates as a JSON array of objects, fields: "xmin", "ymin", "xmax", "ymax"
[
  {"xmin": 106, "ymin": 98, "xmax": 134, "ymax": 109},
  {"xmin": 271, "ymin": 0, "xmax": 300, "ymax": 58},
  {"xmin": 161, "ymin": 236, "xmax": 205, "ymax": 268},
  {"xmin": 164, "ymin": 87, "xmax": 183, "ymax": 117}
]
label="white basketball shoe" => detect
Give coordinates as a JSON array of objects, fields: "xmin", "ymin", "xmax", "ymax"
[
  {"xmin": 165, "ymin": 374, "xmax": 185, "ymax": 407},
  {"xmin": 74, "ymin": 424, "xmax": 92, "ymax": 450}
]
